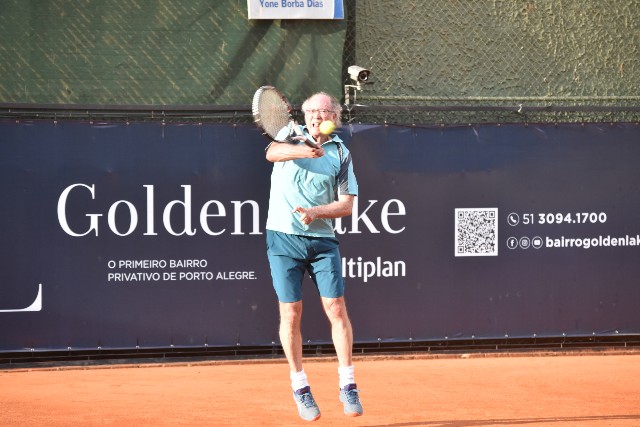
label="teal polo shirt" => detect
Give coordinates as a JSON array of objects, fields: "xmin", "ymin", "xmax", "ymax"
[{"xmin": 266, "ymin": 127, "xmax": 358, "ymax": 237}]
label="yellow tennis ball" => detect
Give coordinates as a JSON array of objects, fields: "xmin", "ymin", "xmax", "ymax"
[{"xmin": 319, "ymin": 120, "xmax": 336, "ymax": 135}]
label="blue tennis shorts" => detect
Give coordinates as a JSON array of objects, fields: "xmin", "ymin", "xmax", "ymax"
[{"xmin": 266, "ymin": 230, "xmax": 345, "ymax": 303}]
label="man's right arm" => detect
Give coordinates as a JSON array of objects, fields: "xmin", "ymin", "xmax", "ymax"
[{"xmin": 265, "ymin": 141, "xmax": 324, "ymax": 163}]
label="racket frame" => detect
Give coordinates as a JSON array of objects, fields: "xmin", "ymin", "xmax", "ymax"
[{"xmin": 252, "ymin": 85, "xmax": 317, "ymax": 148}]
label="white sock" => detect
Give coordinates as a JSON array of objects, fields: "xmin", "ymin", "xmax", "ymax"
[
  {"xmin": 290, "ymin": 369, "xmax": 310, "ymax": 392},
  {"xmin": 338, "ymin": 365, "xmax": 355, "ymax": 389}
]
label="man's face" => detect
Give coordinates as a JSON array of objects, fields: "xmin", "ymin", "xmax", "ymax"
[{"xmin": 304, "ymin": 95, "xmax": 337, "ymax": 140}]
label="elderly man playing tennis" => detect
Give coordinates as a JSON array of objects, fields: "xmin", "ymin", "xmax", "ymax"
[{"xmin": 265, "ymin": 91, "xmax": 363, "ymax": 421}]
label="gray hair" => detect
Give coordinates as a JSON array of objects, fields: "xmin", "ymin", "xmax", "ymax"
[{"xmin": 301, "ymin": 92, "xmax": 342, "ymax": 127}]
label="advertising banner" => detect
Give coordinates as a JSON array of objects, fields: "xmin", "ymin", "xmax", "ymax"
[
  {"xmin": 247, "ymin": 0, "xmax": 344, "ymax": 19},
  {"xmin": 0, "ymin": 121, "xmax": 638, "ymax": 352},
  {"xmin": 342, "ymin": 122, "xmax": 640, "ymax": 343}
]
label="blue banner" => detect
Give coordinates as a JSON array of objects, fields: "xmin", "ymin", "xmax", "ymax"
[{"xmin": 0, "ymin": 121, "xmax": 638, "ymax": 352}]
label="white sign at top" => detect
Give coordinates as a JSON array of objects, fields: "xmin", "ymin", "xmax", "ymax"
[{"xmin": 247, "ymin": 0, "xmax": 344, "ymax": 20}]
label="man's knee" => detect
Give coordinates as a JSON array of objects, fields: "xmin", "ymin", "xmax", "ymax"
[
  {"xmin": 280, "ymin": 301, "xmax": 303, "ymax": 325},
  {"xmin": 322, "ymin": 297, "xmax": 348, "ymax": 320}
]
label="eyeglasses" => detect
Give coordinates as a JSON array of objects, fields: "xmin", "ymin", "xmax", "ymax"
[{"xmin": 304, "ymin": 109, "xmax": 334, "ymax": 116}]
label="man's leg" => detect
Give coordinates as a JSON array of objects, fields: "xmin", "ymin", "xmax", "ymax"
[
  {"xmin": 321, "ymin": 296, "xmax": 363, "ymax": 417},
  {"xmin": 280, "ymin": 301, "xmax": 321, "ymax": 422},
  {"xmin": 321, "ymin": 296, "xmax": 353, "ymax": 368},
  {"xmin": 279, "ymin": 301, "xmax": 304, "ymax": 373}
]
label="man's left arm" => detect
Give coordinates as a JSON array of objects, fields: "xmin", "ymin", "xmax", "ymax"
[{"xmin": 292, "ymin": 194, "xmax": 354, "ymax": 226}]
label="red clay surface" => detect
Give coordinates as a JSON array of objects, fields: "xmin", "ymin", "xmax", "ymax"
[{"xmin": 2, "ymin": 351, "xmax": 639, "ymax": 426}]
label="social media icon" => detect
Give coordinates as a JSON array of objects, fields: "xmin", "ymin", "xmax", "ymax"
[{"xmin": 532, "ymin": 236, "xmax": 543, "ymax": 249}]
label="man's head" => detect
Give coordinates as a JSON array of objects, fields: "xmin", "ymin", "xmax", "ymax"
[{"xmin": 301, "ymin": 92, "xmax": 342, "ymax": 141}]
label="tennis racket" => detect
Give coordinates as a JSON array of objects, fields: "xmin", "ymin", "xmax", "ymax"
[{"xmin": 252, "ymin": 85, "xmax": 317, "ymax": 148}]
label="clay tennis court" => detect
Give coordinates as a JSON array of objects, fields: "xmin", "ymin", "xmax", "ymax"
[{"xmin": 2, "ymin": 350, "xmax": 639, "ymax": 426}]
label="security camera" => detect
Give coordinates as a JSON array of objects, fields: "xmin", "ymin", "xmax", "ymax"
[
  {"xmin": 348, "ymin": 65, "xmax": 370, "ymax": 84},
  {"xmin": 344, "ymin": 65, "xmax": 372, "ymax": 106}
]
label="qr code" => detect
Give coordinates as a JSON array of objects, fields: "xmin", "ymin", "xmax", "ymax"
[{"xmin": 454, "ymin": 208, "xmax": 498, "ymax": 257}]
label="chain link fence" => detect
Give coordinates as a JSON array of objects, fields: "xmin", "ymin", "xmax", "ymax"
[
  {"xmin": 340, "ymin": 0, "xmax": 640, "ymax": 124},
  {"xmin": 1, "ymin": 0, "xmax": 638, "ymax": 124}
]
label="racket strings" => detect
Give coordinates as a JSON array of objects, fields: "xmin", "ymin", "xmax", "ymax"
[{"xmin": 254, "ymin": 89, "xmax": 291, "ymax": 139}]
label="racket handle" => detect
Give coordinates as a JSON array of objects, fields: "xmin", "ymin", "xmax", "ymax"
[
  {"xmin": 302, "ymin": 138, "xmax": 318, "ymax": 149},
  {"xmin": 291, "ymin": 124, "xmax": 318, "ymax": 148}
]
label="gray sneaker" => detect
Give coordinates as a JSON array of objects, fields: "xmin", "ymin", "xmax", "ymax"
[
  {"xmin": 293, "ymin": 386, "xmax": 321, "ymax": 421},
  {"xmin": 339, "ymin": 383, "xmax": 363, "ymax": 417}
]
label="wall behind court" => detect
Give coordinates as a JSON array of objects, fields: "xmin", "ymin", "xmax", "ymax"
[
  {"xmin": 1, "ymin": 1, "xmax": 639, "ymax": 354},
  {"xmin": 0, "ymin": 0, "xmax": 346, "ymax": 107},
  {"xmin": 1, "ymin": 1, "xmax": 638, "ymax": 123},
  {"xmin": 0, "ymin": 120, "xmax": 639, "ymax": 352}
]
